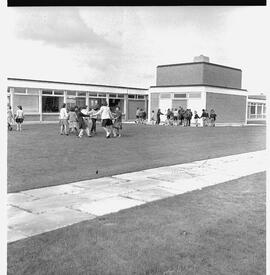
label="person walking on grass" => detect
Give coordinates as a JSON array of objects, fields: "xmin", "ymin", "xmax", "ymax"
[
  {"xmin": 94, "ymin": 101, "xmax": 113, "ymax": 138},
  {"xmin": 209, "ymin": 109, "xmax": 217, "ymax": 127},
  {"xmin": 7, "ymin": 105, "xmax": 14, "ymax": 131},
  {"xmin": 76, "ymin": 106, "xmax": 91, "ymax": 138},
  {"xmin": 156, "ymin": 109, "xmax": 163, "ymax": 125},
  {"xmin": 14, "ymin": 105, "xmax": 24, "ymax": 132},
  {"xmin": 67, "ymin": 107, "xmax": 79, "ymax": 135},
  {"xmin": 59, "ymin": 103, "xmax": 68, "ymax": 135},
  {"xmin": 150, "ymin": 110, "xmax": 155, "ymax": 125},
  {"xmin": 89, "ymin": 106, "xmax": 99, "ymax": 135},
  {"xmin": 201, "ymin": 109, "xmax": 209, "ymax": 127},
  {"xmin": 112, "ymin": 106, "xmax": 122, "ymax": 137},
  {"xmin": 194, "ymin": 111, "xmax": 200, "ymax": 127}
]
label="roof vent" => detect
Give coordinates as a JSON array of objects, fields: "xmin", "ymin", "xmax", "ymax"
[{"xmin": 193, "ymin": 55, "xmax": 210, "ymax": 63}]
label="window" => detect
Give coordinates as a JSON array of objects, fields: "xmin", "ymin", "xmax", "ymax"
[
  {"xmin": 128, "ymin": 94, "xmax": 135, "ymax": 99},
  {"xmin": 138, "ymin": 95, "xmax": 145, "ymax": 99},
  {"xmin": 98, "ymin": 93, "xmax": 106, "ymax": 97},
  {"xmin": 27, "ymin": 88, "xmax": 39, "ymax": 95},
  {"xmin": 89, "ymin": 92, "xmax": 98, "ymax": 97},
  {"xmin": 174, "ymin": 93, "xmax": 186, "ymax": 98},
  {"xmin": 77, "ymin": 92, "xmax": 86, "ymax": 97},
  {"xmin": 42, "ymin": 90, "xmax": 53, "ymax": 95},
  {"xmin": 76, "ymin": 97, "xmax": 86, "ymax": 107},
  {"xmin": 54, "ymin": 90, "xmax": 64, "ymax": 95},
  {"xmin": 160, "ymin": 93, "xmax": 171, "ymax": 99},
  {"xmin": 42, "ymin": 96, "xmax": 64, "ymax": 113},
  {"xmin": 109, "ymin": 93, "xmax": 117, "ymax": 98},
  {"xmin": 14, "ymin": 95, "xmax": 39, "ymax": 112},
  {"xmin": 14, "ymin": 87, "xmax": 27, "ymax": 94},
  {"xmin": 117, "ymin": 94, "xmax": 124, "ymax": 98},
  {"xmin": 67, "ymin": 91, "xmax": 76, "ymax": 96},
  {"xmin": 188, "ymin": 92, "xmax": 201, "ymax": 98}
]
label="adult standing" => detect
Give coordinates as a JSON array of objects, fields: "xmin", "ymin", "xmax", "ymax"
[
  {"xmin": 59, "ymin": 103, "xmax": 68, "ymax": 135},
  {"xmin": 94, "ymin": 101, "xmax": 113, "ymax": 138},
  {"xmin": 201, "ymin": 109, "xmax": 208, "ymax": 127},
  {"xmin": 156, "ymin": 109, "xmax": 163, "ymax": 125}
]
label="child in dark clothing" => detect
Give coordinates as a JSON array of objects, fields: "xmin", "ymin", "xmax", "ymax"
[
  {"xmin": 112, "ymin": 106, "xmax": 122, "ymax": 137},
  {"xmin": 209, "ymin": 109, "xmax": 217, "ymax": 127},
  {"xmin": 201, "ymin": 109, "xmax": 209, "ymax": 127}
]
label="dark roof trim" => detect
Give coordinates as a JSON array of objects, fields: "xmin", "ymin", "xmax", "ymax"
[
  {"xmin": 150, "ymin": 84, "xmax": 247, "ymax": 91},
  {"xmin": 157, "ymin": 62, "xmax": 242, "ymax": 72},
  {"xmin": 7, "ymin": 77, "xmax": 148, "ymax": 91}
]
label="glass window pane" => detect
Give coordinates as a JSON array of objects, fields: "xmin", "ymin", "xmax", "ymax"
[
  {"xmin": 250, "ymin": 105, "xmax": 256, "ymax": 114},
  {"xmin": 117, "ymin": 94, "xmax": 124, "ymax": 98},
  {"xmin": 42, "ymin": 96, "xmax": 63, "ymax": 113},
  {"xmin": 77, "ymin": 92, "xmax": 86, "ymax": 97},
  {"xmin": 160, "ymin": 93, "xmax": 171, "ymax": 99},
  {"xmin": 89, "ymin": 92, "xmax": 98, "ymax": 97},
  {"xmin": 174, "ymin": 93, "xmax": 186, "ymax": 98},
  {"xmin": 257, "ymin": 104, "xmax": 262, "ymax": 115},
  {"xmin": 109, "ymin": 93, "xmax": 117, "ymax": 98},
  {"xmin": 128, "ymin": 95, "xmax": 135, "ymax": 99},
  {"xmin": 42, "ymin": 90, "xmax": 53, "ymax": 95},
  {"xmin": 76, "ymin": 97, "xmax": 86, "ymax": 107},
  {"xmin": 98, "ymin": 93, "xmax": 106, "ymax": 97},
  {"xmin": 54, "ymin": 90, "xmax": 64, "ymax": 95},
  {"xmin": 27, "ymin": 88, "xmax": 39, "ymax": 95},
  {"xmin": 137, "ymin": 95, "xmax": 145, "ymax": 99},
  {"xmin": 188, "ymin": 92, "xmax": 201, "ymax": 98},
  {"xmin": 14, "ymin": 95, "xmax": 39, "ymax": 112},
  {"xmin": 67, "ymin": 91, "xmax": 76, "ymax": 96},
  {"xmin": 14, "ymin": 87, "xmax": 27, "ymax": 94}
]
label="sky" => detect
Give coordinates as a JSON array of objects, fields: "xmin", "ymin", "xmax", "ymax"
[{"xmin": 4, "ymin": 6, "xmax": 270, "ymax": 93}]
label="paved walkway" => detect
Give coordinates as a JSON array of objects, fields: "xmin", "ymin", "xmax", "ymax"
[{"xmin": 8, "ymin": 150, "xmax": 267, "ymax": 243}]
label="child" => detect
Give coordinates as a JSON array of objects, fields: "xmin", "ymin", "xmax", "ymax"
[
  {"xmin": 201, "ymin": 109, "xmax": 209, "ymax": 127},
  {"xmin": 194, "ymin": 111, "xmax": 200, "ymax": 127},
  {"xmin": 7, "ymin": 105, "xmax": 14, "ymax": 131},
  {"xmin": 67, "ymin": 107, "xmax": 79, "ymax": 135},
  {"xmin": 59, "ymin": 103, "xmax": 68, "ymax": 135},
  {"xmin": 156, "ymin": 109, "xmax": 163, "ymax": 125},
  {"xmin": 151, "ymin": 110, "xmax": 155, "ymax": 125},
  {"xmin": 173, "ymin": 108, "xmax": 178, "ymax": 126},
  {"xmin": 15, "ymin": 105, "xmax": 24, "ymax": 131},
  {"xmin": 89, "ymin": 106, "xmax": 99, "ymax": 135},
  {"xmin": 112, "ymin": 106, "xmax": 122, "ymax": 137},
  {"xmin": 135, "ymin": 107, "xmax": 140, "ymax": 124},
  {"xmin": 209, "ymin": 109, "xmax": 217, "ymax": 127},
  {"xmin": 94, "ymin": 101, "xmax": 113, "ymax": 138},
  {"xmin": 76, "ymin": 107, "xmax": 91, "ymax": 138}
]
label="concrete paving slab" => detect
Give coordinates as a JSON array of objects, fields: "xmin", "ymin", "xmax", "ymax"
[
  {"xmin": 7, "ymin": 193, "xmax": 38, "ymax": 206},
  {"xmin": 10, "ymin": 207, "xmax": 95, "ymax": 238},
  {"xmin": 8, "ymin": 228, "xmax": 29, "ymax": 243},
  {"xmin": 71, "ymin": 196, "xmax": 145, "ymax": 216},
  {"xmin": 21, "ymin": 184, "xmax": 85, "ymax": 199},
  {"xmin": 122, "ymin": 188, "xmax": 175, "ymax": 202}
]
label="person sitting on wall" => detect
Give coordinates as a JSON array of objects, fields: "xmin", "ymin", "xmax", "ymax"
[{"xmin": 209, "ymin": 109, "xmax": 217, "ymax": 127}]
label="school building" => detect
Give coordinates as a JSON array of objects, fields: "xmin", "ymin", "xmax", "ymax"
[
  {"xmin": 7, "ymin": 78, "xmax": 148, "ymax": 122},
  {"xmin": 7, "ymin": 55, "xmax": 266, "ymax": 125}
]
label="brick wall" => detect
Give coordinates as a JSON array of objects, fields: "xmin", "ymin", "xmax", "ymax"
[
  {"xmin": 156, "ymin": 63, "xmax": 242, "ymax": 89},
  {"xmin": 42, "ymin": 114, "xmax": 59, "ymax": 121},
  {"xmin": 206, "ymin": 92, "xmax": 247, "ymax": 123},
  {"xmin": 203, "ymin": 64, "xmax": 242, "ymax": 89},
  {"xmin": 24, "ymin": 114, "xmax": 40, "ymax": 121},
  {"xmin": 156, "ymin": 64, "xmax": 204, "ymax": 86}
]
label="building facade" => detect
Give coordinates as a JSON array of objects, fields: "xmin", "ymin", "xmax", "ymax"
[
  {"xmin": 247, "ymin": 94, "xmax": 266, "ymax": 124},
  {"xmin": 7, "ymin": 78, "xmax": 148, "ymax": 122},
  {"xmin": 149, "ymin": 56, "xmax": 248, "ymax": 125}
]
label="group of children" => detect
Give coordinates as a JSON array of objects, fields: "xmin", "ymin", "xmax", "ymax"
[
  {"xmin": 150, "ymin": 107, "xmax": 217, "ymax": 127},
  {"xmin": 7, "ymin": 104, "xmax": 24, "ymax": 131},
  {"xmin": 59, "ymin": 102, "xmax": 122, "ymax": 138}
]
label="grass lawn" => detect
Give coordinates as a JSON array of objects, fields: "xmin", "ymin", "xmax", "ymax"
[
  {"xmin": 8, "ymin": 172, "xmax": 266, "ymax": 275},
  {"xmin": 8, "ymin": 124, "xmax": 266, "ymax": 193}
]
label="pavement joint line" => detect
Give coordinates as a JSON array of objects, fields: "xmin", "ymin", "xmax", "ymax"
[{"xmin": 7, "ymin": 150, "xmax": 267, "ymax": 243}]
